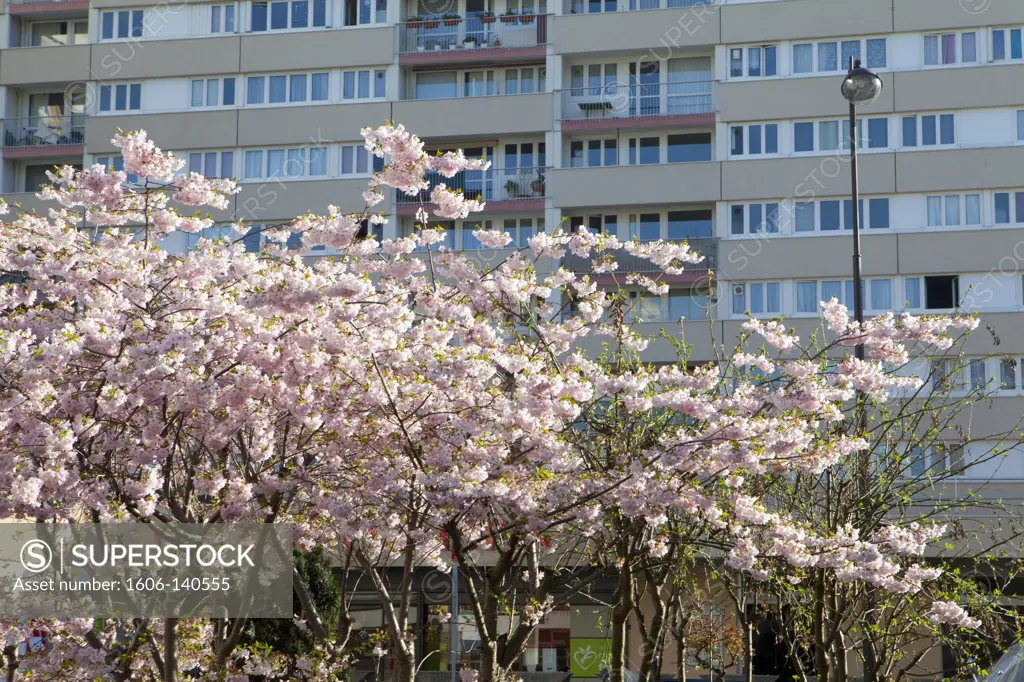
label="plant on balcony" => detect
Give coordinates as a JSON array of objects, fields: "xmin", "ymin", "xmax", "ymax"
[
  {"xmin": 519, "ymin": 11, "xmax": 534, "ymax": 22},
  {"xmin": 423, "ymin": 16, "xmax": 441, "ymax": 28},
  {"xmin": 530, "ymin": 172, "xmax": 544, "ymax": 195},
  {"xmin": 500, "ymin": 9, "xmax": 517, "ymax": 22},
  {"xmin": 406, "ymin": 14, "xmax": 424, "ymax": 26},
  {"xmin": 504, "ymin": 179, "xmax": 521, "ymax": 198},
  {"xmin": 491, "ymin": 38, "xmax": 501, "ymax": 46},
  {"xmin": 442, "ymin": 12, "xmax": 461, "ymax": 25},
  {"xmin": 480, "ymin": 10, "xmax": 496, "ymax": 23}
]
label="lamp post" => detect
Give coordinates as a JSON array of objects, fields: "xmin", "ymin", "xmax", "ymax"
[
  {"xmin": 841, "ymin": 56, "xmax": 883, "ymax": 682},
  {"xmin": 840, "ymin": 57, "xmax": 883, "ymax": 359}
]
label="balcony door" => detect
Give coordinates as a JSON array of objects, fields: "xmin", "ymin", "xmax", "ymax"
[
  {"xmin": 629, "ymin": 60, "xmax": 659, "ymax": 116},
  {"xmin": 666, "ymin": 57, "xmax": 711, "ymax": 115}
]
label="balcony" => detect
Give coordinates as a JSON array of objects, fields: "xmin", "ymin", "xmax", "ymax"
[
  {"xmin": 2, "ymin": 116, "xmax": 85, "ymax": 159},
  {"xmin": 8, "ymin": 0, "xmax": 89, "ymax": 14},
  {"xmin": 562, "ymin": 237, "xmax": 718, "ymax": 282},
  {"xmin": 559, "ymin": 81, "xmax": 714, "ymax": 132},
  {"xmin": 396, "ymin": 166, "xmax": 549, "ymax": 215},
  {"xmin": 398, "ymin": 14, "xmax": 548, "ymax": 66},
  {"xmin": 562, "ymin": 0, "xmax": 714, "ymax": 12}
]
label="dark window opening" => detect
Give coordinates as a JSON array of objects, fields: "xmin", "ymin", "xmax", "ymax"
[{"xmin": 924, "ymin": 275, "xmax": 958, "ymax": 310}]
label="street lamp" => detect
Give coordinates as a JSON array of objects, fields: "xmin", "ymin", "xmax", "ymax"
[
  {"xmin": 841, "ymin": 57, "xmax": 883, "ymax": 682},
  {"xmin": 840, "ymin": 58, "xmax": 883, "ymax": 362}
]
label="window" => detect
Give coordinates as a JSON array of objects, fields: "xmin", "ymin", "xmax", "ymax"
[
  {"xmin": 340, "ymin": 144, "xmax": 371, "ymax": 176},
  {"xmin": 902, "ymin": 114, "xmax": 954, "ymax": 147},
  {"xmin": 499, "ymin": 218, "xmax": 538, "ymax": 248},
  {"xmin": 991, "ymin": 27, "xmax": 1023, "ymax": 62},
  {"xmin": 870, "ymin": 278, "xmax": 892, "ymax": 311},
  {"xmin": 187, "ymin": 151, "xmax": 235, "ymax": 179},
  {"xmin": 251, "ymin": 0, "xmax": 327, "ymax": 30},
  {"xmin": 191, "ymin": 77, "xmax": 236, "ymax": 107},
  {"xmin": 927, "ymin": 193, "xmax": 981, "ymax": 227},
  {"xmin": 628, "ymin": 291, "xmax": 662, "ymax": 323},
  {"xmin": 668, "ymin": 289, "xmax": 710, "ymax": 321},
  {"xmin": 994, "ymin": 191, "xmax": 1024, "ymax": 225},
  {"xmin": 504, "ymin": 142, "xmax": 545, "ymax": 175},
  {"xmin": 100, "ymin": 9, "xmax": 143, "ymax": 39},
  {"xmin": 908, "ymin": 441, "xmax": 965, "ymax": 477},
  {"xmin": 793, "ymin": 118, "xmax": 885, "ymax": 153},
  {"xmin": 628, "ymin": 137, "xmax": 660, "ymax": 165},
  {"xmin": 732, "ymin": 282, "xmax": 780, "ymax": 316},
  {"xmin": 793, "ymin": 38, "xmax": 886, "ymax": 73},
  {"xmin": 343, "ymin": 0, "xmax": 386, "ymax": 26},
  {"xmin": 905, "ymin": 275, "xmax": 959, "ymax": 310},
  {"xmin": 924, "ymin": 32, "xmax": 977, "ymax": 65},
  {"xmin": 343, "ymin": 69, "xmax": 387, "ymax": 100},
  {"xmin": 729, "ymin": 45, "xmax": 777, "ymax": 78},
  {"xmin": 868, "ymin": 198, "xmax": 890, "ymax": 229},
  {"xmin": 667, "ymin": 133, "xmax": 712, "ymax": 163},
  {"xmin": 242, "ymin": 147, "xmax": 327, "ymax": 179},
  {"xmin": 30, "ymin": 20, "xmax": 88, "ymax": 46},
  {"xmin": 463, "ymin": 70, "xmax": 496, "ymax": 97},
  {"xmin": 730, "ymin": 124, "xmax": 778, "ymax": 157},
  {"xmin": 95, "ymin": 156, "xmax": 140, "ymax": 184},
  {"xmin": 1018, "ymin": 110, "xmax": 1024, "ymax": 142},
  {"xmin": 462, "ymin": 218, "xmax": 540, "ymax": 250},
  {"xmin": 211, "ymin": 4, "xmax": 235, "ymax": 33},
  {"xmin": 416, "ymin": 72, "xmax": 458, "ymax": 100},
  {"xmin": 570, "ymin": 214, "xmax": 617, "ymax": 235},
  {"xmin": 247, "ymin": 72, "xmax": 328, "ymax": 104},
  {"xmin": 570, "ymin": 139, "xmax": 617, "ymax": 168},
  {"xmin": 505, "ymin": 67, "xmax": 542, "ymax": 95},
  {"xmin": 796, "ymin": 281, "xmax": 818, "ymax": 313},
  {"xmin": 99, "ymin": 83, "xmax": 142, "ymax": 112},
  {"xmin": 630, "ymin": 213, "xmax": 661, "ymax": 241},
  {"xmin": 730, "ymin": 203, "xmax": 780, "ymax": 235},
  {"xmin": 795, "ymin": 279, "xmax": 886, "ymax": 313},
  {"xmin": 999, "ymin": 358, "xmax": 1021, "ymax": 391}
]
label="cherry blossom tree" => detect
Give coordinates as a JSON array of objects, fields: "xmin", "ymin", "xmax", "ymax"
[{"xmin": 0, "ymin": 123, "xmax": 995, "ymax": 682}]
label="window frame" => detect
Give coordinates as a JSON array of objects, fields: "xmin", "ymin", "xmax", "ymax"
[
  {"xmin": 99, "ymin": 9, "xmax": 143, "ymax": 40},
  {"xmin": 728, "ymin": 44, "xmax": 778, "ymax": 80},
  {"xmin": 250, "ymin": 0, "xmax": 329, "ymax": 32}
]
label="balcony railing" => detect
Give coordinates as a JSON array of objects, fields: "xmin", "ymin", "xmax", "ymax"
[
  {"xmin": 560, "ymin": 80, "xmax": 712, "ymax": 121},
  {"xmin": 562, "ymin": 0, "xmax": 714, "ymax": 13},
  {"xmin": 397, "ymin": 166, "xmax": 550, "ymax": 204},
  {"xmin": 3, "ymin": 116, "xmax": 85, "ymax": 148},
  {"xmin": 562, "ymin": 237, "xmax": 718, "ymax": 273},
  {"xmin": 399, "ymin": 14, "xmax": 548, "ymax": 53}
]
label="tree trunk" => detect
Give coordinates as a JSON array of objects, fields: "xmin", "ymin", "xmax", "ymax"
[
  {"xmin": 676, "ymin": 634, "xmax": 686, "ymax": 682},
  {"xmin": 611, "ymin": 561, "xmax": 633, "ymax": 682},
  {"xmin": 394, "ymin": 648, "xmax": 416, "ymax": 682},
  {"xmin": 743, "ymin": 616, "xmax": 754, "ymax": 682},
  {"xmin": 163, "ymin": 618, "xmax": 178, "ymax": 682},
  {"xmin": 637, "ymin": 587, "xmax": 666, "ymax": 682},
  {"xmin": 480, "ymin": 644, "xmax": 500, "ymax": 682}
]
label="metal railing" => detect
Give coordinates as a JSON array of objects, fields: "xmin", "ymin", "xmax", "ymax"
[
  {"xmin": 3, "ymin": 116, "xmax": 85, "ymax": 148},
  {"xmin": 8, "ymin": 0, "xmax": 85, "ymax": 4},
  {"xmin": 562, "ymin": 0, "xmax": 714, "ymax": 13},
  {"xmin": 399, "ymin": 14, "xmax": 549, "ymax": 53},
  {"xmin": 559, "ymin": 80, "xmax": 712, "ymax": 121},
  {"xmin": 562, "ymin": 237, "xmax": 718, "ymax": 273},
  {"xmin": 397, "ymin": 166, "xmax": 550, "ymax": 204}
]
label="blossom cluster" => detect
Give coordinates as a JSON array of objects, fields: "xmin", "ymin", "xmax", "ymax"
[{"xmin": 0, "ymin": 124, "xmax": 986, "ymax": 676}]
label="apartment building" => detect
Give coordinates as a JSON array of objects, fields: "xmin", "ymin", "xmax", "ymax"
[{"xmin": 2, "ymin": 0, "xmax": 1024, "ymax": 677}]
